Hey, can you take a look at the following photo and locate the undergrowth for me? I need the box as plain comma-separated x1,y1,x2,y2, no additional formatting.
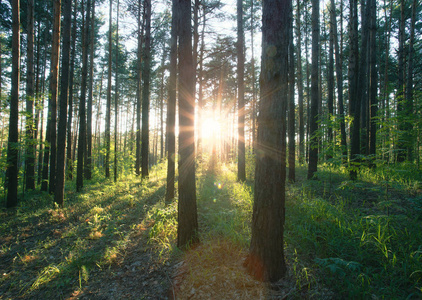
1,157,421,299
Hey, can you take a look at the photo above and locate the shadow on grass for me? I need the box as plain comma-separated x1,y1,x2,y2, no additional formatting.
0,173,169,299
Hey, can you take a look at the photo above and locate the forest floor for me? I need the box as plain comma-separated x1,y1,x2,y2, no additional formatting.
1,157,422,299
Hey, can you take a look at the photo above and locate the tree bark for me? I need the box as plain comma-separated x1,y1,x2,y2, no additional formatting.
55,0,72,206
114,0,120,182
105,0,112,178
177,0,199,249
368,0,377,161
85,0,95,180
135,2,144,176
141,0,151,178
349,0,360,180
6,0,20,208
166,0,177,204
307,0,319,179
25,0,35,190
288,3,295,182
296,0,304,164
76,0,91,192
244,0,290,283
237,0,246,182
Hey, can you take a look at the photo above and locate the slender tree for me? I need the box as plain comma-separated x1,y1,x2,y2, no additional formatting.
86,0,95,180
244,0,291,282
135,1,144,176
166,0,177,203
76,0,91,192
307,0,319,179
331,0,347,164
67,0,78,180
25,0,35,190
177,0,199,248
296,0,305,164
141,0,151,178
55,0,72,206
237,0,246,181
349,0,360,180
6,0,20,208
368,0,377,160
288,2,295,182
114,0,120,182
105,0,112,178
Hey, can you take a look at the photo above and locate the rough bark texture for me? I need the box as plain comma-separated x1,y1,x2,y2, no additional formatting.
135,3,143,176
327,0,334,161
307,0,319,179
114,0,120,182
237,0,246,182
6,0,20,208
368,0,377,159
244,0,290,283
141,0,151,178
177,0,199,249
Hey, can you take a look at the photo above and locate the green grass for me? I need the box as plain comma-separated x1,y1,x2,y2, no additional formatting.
1,157,421,298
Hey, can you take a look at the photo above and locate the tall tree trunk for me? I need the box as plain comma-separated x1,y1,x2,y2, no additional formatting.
6,0,20,208
327,0,334,161
76,0,91,192
349,0,360,180
307,0,319,179
159,48,166,160
396,0,406,162
288,3,295,182
197,5,206,157
67,0,78,180
368,0,377,161
38,43,47,186
237,0,246,182
404,0,417,161
135,2,144,176
85,0,95,180
296,0,304,164
244,0,290,283
166,0,177,204
114,0,119,182
141,0,151,178
42,0,61,193
331,0,347,165
359,0,369,156
250,0,256,152
55,0,72,206
25,0,35,190
177,0,199,249
105,0,112,178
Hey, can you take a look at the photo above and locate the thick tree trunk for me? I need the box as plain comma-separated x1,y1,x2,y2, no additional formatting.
244,0,290,283
25,0,35,190
307,0,319,179
55,0,72,206
141,0,151,178
237,0,246,182
135,3,144,176
6,0,20,208
177,0,199,249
